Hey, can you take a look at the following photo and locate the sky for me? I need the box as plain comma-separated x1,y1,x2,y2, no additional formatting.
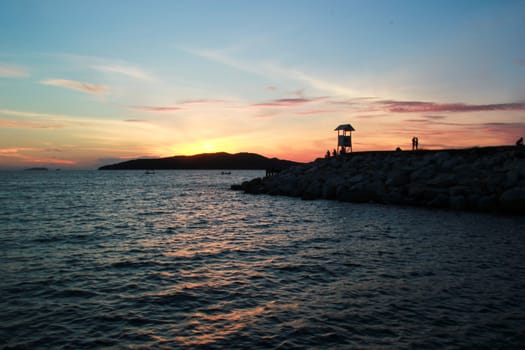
1,0,525,169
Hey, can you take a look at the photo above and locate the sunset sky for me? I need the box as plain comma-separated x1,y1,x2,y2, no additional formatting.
1,0,525,169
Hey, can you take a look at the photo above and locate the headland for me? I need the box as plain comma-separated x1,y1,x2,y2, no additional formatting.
232,146,525,214
98,152,301,170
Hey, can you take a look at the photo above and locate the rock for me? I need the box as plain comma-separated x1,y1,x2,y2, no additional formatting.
348,174,366,185
241,178,265,194
231,146,525,214
335,185,352,202
321,179,339,199
384,190,404,205
475,195,497,212
410,165,437,182
386,170,409,187
450,195,467,210
505,170,520,188
499,188,525,213
427,193,449,208
341,186,374,203
407,183,427,200
426,174,457,187
302,181,322,200
231,184,243,191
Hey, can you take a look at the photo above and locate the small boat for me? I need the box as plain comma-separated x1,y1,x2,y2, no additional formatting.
145,170,155,175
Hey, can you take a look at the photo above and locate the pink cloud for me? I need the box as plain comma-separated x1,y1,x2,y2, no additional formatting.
26,157,77,165
0,119,65,129
252,97,327,108
481,122,525,134
0,147,76,165
380,100,525,113
131,106,184,113
0,147,40,154
294,109,338,116
40,79,108,95
355,114,389,119
179,99,228,105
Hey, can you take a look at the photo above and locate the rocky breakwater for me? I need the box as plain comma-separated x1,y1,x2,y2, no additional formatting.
232,146,525,214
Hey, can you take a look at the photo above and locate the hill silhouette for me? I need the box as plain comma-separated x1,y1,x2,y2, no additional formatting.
98,152,301,170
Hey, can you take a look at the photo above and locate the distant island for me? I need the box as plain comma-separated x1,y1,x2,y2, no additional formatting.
98,152,301,170
24,167,49,171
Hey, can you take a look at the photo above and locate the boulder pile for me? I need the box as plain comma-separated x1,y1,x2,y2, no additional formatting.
232,146,525,214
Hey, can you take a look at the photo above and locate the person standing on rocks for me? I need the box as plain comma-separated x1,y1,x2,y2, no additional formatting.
517,137,524,146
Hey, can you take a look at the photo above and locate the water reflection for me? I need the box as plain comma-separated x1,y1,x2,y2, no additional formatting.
2,171,525,349
176,305,266,346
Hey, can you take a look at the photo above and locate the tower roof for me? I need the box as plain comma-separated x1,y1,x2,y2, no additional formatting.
334,124,355,131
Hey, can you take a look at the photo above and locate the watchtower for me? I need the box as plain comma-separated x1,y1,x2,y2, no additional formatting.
334,124,355,154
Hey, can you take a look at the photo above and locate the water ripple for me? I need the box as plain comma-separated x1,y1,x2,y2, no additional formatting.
1,170,525,349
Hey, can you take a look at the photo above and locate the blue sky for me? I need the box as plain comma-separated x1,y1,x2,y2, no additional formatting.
1,0,524,168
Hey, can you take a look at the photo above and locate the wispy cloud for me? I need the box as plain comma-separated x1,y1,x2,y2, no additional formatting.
45,52,154,80
0,64,29,78
0,109,70,119
401,118,525,135
40,79,108,95
423,115,448,120
252,97,327,108
380,100,525,113
355,113,389,119
294,109,338,116
182,46,357,97
124,119,148,123
130,105,184,113
181,47,258,76
0,119,65,129
179,99,229,105
264,63,357,97
0,147,76,165
0,147,40,154
92,64,154,81
0,109,126,128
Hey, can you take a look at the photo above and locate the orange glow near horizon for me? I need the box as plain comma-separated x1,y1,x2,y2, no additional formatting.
1,101,524,169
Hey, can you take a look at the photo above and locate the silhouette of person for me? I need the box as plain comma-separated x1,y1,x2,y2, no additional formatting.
325,150,331,158
412,136,419,150
517,137,524,146
332,149,337,157
415,137,419,150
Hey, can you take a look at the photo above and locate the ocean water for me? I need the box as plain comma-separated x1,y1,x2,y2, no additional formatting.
1,170,525,349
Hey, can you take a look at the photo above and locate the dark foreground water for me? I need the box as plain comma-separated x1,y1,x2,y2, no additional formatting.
1,170,524,349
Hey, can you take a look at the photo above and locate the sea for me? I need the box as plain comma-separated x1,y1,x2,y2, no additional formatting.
1,170,524,349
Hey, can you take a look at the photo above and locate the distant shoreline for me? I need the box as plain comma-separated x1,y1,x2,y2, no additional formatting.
24,167,49,171
98,152,301,170
233,146,525,214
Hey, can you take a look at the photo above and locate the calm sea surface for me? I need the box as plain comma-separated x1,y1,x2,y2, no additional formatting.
1,170,524,349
